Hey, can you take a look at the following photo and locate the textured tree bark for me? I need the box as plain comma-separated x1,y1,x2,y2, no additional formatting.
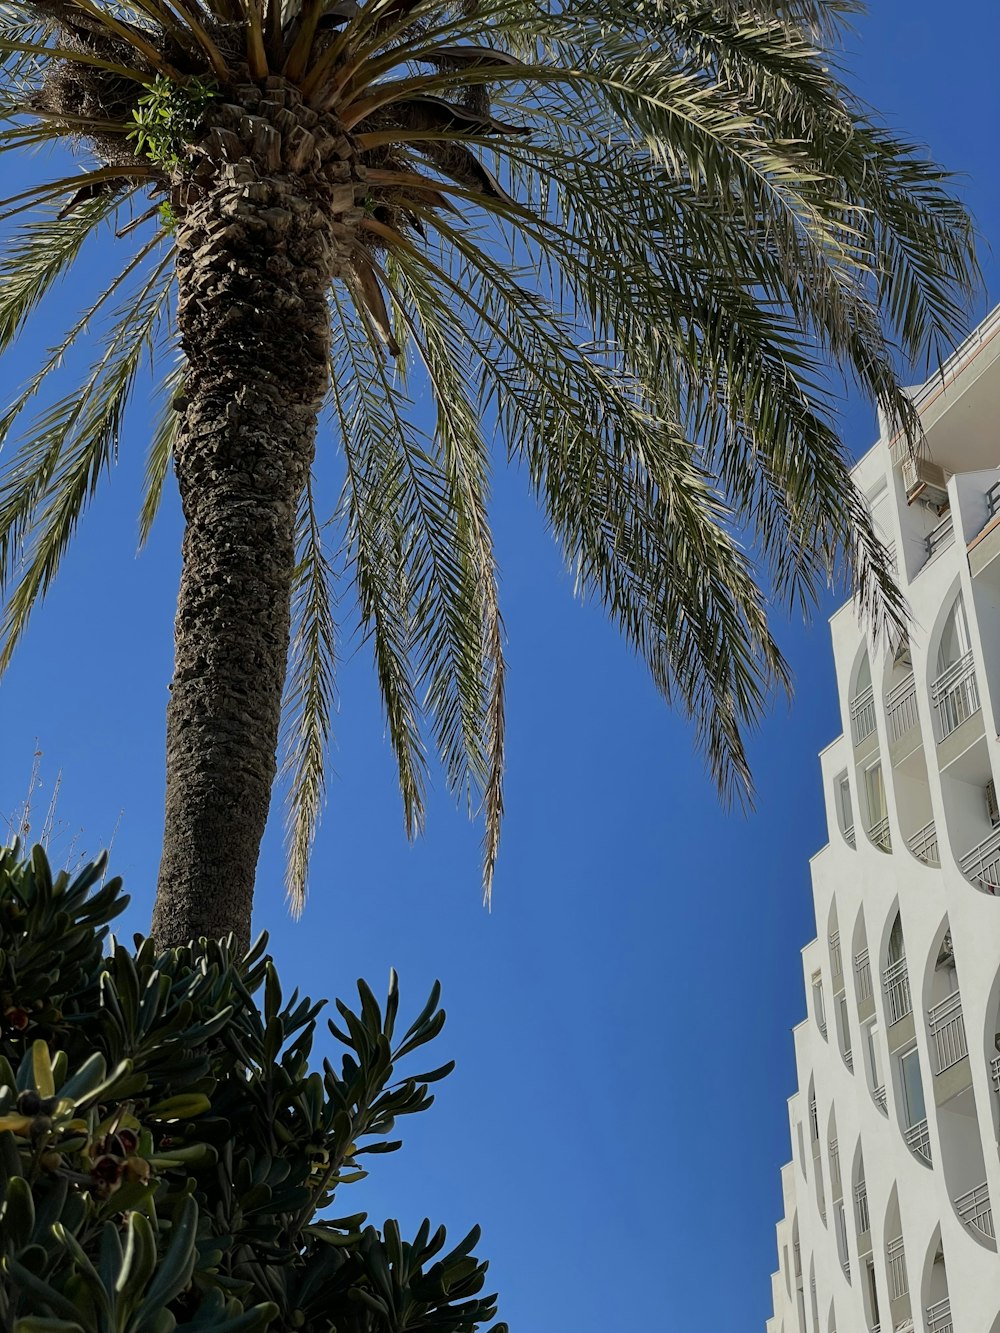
151,87,363,951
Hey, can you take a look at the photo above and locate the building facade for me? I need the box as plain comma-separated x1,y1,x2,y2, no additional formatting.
766,306,1000,1333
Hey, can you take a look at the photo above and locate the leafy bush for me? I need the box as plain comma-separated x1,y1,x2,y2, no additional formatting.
0,846,504,1333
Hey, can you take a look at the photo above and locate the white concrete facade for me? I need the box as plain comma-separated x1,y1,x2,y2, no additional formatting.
766,306,1000,1333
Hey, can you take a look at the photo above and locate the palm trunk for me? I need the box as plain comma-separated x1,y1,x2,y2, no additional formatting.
151,89,361,952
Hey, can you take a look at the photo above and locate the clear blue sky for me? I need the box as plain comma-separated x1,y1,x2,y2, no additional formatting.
0,6,998,1330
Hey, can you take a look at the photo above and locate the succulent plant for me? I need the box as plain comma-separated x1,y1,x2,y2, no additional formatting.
0,845,504,1333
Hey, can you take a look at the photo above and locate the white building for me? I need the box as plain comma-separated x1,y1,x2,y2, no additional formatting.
766,306,1000,1333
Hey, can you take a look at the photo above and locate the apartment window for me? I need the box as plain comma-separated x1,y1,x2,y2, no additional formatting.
899,1047,926,1126
835,1200,850,1276
865,1259,880,1329
863,1020,883,1091
837,774,855,845
838,993,853,1068
865,762,890,849
813,974,827,1036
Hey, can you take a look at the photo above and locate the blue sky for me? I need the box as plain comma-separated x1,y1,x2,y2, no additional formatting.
1,5,998,1330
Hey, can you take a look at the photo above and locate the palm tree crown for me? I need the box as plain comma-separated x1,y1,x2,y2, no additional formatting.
0,0,980,942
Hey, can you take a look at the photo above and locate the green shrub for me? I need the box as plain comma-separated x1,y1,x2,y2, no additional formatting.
0,845,504,1333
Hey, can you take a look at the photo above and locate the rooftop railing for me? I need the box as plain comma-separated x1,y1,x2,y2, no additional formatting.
851,684,877,744
883,956,912,1025
931,651,980,739
959,826,1000,893
928,991,968,1073
886,673,918,741
907,820,940,866
903,1117,932,1165
956,1181,994,1240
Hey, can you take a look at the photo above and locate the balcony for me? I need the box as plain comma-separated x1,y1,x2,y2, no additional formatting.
925,513,955,562
882,956,912,1025
926,1298,953,1333
830,930,843,979
906,820,940,866
886,1235,908,1299
886,674,919,741
959,826,1000,892
854,1180,870,1234
855,949,873,1002
928,991,968,1073
851,684,877,744
955,1181,994,1240
867,816,891,852
931,651,980,739
903,1117,932,1164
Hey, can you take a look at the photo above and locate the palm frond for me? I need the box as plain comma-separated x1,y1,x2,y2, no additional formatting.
329,289,429,838
0,249,173,669
282,477,338,916
137,353,182,547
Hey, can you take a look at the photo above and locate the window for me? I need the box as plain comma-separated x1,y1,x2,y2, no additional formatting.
813,974,827,1036
865,1259,880,1329
864,1020,883,1090
837,774,854,842
838,993,852,1067
899,1047,926,1127
865,763,889,848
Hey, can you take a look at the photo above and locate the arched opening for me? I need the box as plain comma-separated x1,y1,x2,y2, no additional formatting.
809,1258,819,1333
883,637,938,863
791,1215,806,1333
848,650,891,853
851,1141,871,1270
921,1228,951,1333
852,909,886,1113
883,1187,912,1331
829,902,853,1073
929,587,999,892
828,1109,849,1283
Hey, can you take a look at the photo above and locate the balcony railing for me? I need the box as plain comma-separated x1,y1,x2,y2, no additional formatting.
855,949,873,1001
830,930,843,978
903,1117,932,1164
992,1054,1000,1099
851,684,877,743
886,1235,908,1299
873,1084,887,1113
843,822,856,848
956,1181,994,1240
906,820,939,866
926,1298,953,1333
925,513,955,560
829,1137,840,1185
867,816,891,852
854,1180,870,1234
988,480,1000,521
928,991,968,1073
959,826,1000,893
886,673,919,741
931,651,980,739
883,956,912,1024
844,1047,854,1073
809,1096,819,1142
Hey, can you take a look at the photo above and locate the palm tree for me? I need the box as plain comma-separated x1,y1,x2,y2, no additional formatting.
0,0,979,951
